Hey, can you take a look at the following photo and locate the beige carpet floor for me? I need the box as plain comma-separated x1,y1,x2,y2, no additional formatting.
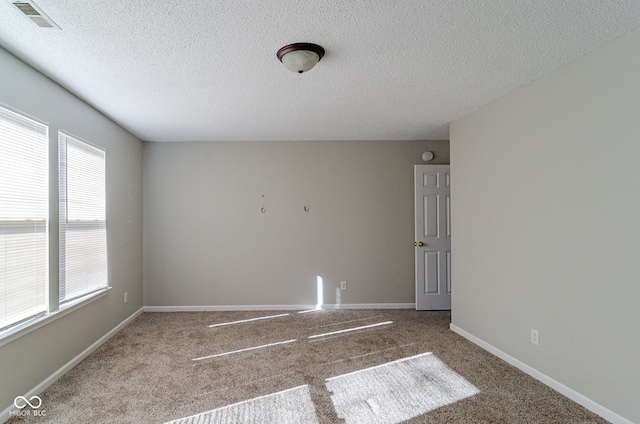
7,310,607,423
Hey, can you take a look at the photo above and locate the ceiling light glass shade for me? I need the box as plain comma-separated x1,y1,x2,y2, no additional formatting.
281,50,320,73
277,43,325,73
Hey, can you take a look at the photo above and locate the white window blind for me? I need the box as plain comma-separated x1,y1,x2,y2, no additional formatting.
59,133,107,303
0,106,48,330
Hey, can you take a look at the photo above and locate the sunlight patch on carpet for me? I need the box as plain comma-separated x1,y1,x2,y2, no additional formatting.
207,313,290,328
308,321,393,339
192,339,297,361
325,352,479,424
164,385,318,424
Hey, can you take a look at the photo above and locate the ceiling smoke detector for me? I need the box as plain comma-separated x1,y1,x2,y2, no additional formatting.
12,1,60,29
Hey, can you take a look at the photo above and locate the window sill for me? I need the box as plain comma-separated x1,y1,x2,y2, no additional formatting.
0,287,111,348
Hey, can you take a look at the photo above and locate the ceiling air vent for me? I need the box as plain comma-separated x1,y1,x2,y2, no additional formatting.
12,1,60,29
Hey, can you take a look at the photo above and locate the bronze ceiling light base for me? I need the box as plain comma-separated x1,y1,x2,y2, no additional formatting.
277,43,325,73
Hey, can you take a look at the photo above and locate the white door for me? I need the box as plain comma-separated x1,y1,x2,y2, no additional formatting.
415,165,451,310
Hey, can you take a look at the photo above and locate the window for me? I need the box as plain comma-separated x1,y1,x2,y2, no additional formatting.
0,106,48,330
59,132,107,303
0,106,109,339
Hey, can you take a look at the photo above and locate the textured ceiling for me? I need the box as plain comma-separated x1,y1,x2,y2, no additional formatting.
1,1,639,142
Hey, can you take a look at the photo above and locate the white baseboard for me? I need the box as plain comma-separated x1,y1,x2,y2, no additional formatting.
1,307,144,424
323,303,415,310
450,324,633,424
144,303,415,312
144,305,316,312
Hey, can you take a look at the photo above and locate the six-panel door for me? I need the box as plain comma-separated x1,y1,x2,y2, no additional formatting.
415,165,451,310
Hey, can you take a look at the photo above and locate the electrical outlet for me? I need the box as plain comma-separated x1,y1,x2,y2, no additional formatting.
531,329,539,346
340,281,347,290
124,292,128,304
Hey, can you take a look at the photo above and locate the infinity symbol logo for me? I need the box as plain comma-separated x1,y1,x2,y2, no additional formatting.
14,395,42,409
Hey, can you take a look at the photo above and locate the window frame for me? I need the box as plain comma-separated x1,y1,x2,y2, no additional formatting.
0,104,111,345
0,104,49,332
58,132,109,304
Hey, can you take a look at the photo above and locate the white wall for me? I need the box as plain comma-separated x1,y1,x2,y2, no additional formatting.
0,48,143,412
143,140,449,308
450,28,640,422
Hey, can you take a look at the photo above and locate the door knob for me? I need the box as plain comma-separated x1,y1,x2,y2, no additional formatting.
415,242,424,247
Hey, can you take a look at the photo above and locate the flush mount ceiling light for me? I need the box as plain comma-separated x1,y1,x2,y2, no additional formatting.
277,43,325,74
